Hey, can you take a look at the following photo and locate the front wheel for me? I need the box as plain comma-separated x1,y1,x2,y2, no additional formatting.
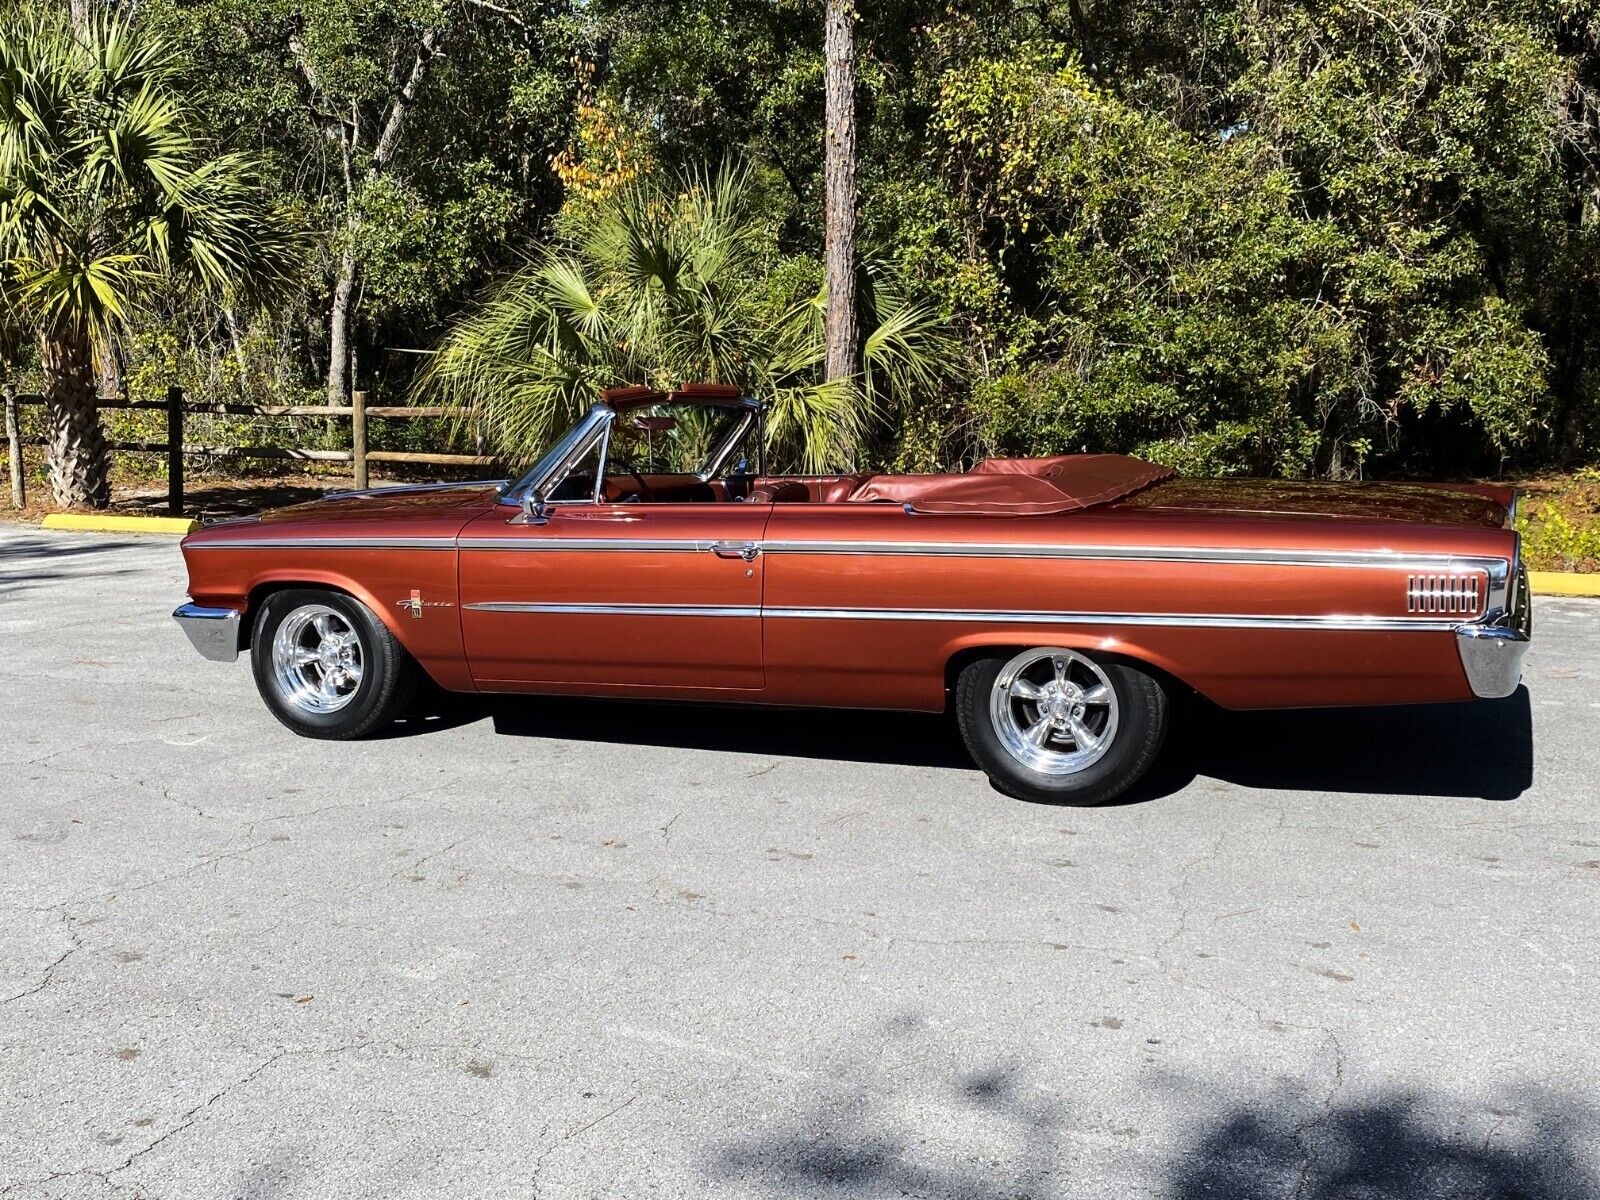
955,647,1168,806
251,589,416,739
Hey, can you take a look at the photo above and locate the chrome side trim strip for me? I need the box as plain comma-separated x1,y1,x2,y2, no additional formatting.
191,533,1504,575
464,602,759,618
461,600,1457,632
763,539,1500,572
459,534,1506,574
458,537,712,552
322,479,506,501
186,536,458,550
762,607,1460,632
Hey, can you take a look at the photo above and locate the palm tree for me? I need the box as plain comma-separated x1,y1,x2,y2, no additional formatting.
823,0,859,388
0,5,295,508
419,163,954,473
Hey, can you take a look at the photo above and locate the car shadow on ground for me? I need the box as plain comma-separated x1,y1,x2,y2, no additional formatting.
1128,686,1535,804
389,684,1534,804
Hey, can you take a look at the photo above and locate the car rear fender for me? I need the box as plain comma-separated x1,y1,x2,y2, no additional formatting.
941,630,1196,704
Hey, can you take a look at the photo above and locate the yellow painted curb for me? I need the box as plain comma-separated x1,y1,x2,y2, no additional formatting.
41,513,199,535
1529,571,1600,598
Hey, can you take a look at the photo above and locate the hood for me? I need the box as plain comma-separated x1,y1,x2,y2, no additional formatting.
235,482,506,526
183,482,507,550
1117,477,1511,530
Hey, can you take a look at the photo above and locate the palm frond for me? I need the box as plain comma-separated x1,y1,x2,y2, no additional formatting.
416,161,961,471
0,2,299,347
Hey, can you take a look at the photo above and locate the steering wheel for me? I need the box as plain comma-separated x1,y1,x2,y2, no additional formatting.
623,468,654,502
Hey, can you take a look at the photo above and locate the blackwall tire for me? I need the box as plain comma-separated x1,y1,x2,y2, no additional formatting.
250,588,416,740
956,647,1168,806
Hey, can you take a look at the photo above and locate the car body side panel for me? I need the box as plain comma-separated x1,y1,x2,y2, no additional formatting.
760,617,1471,711
176,476,1518,713
456,504,769,690
178,494,487,691
758,505,1501,711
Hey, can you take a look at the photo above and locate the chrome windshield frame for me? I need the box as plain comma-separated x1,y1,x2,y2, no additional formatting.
497,403,612,509
497,397,759,508
697,405,759,482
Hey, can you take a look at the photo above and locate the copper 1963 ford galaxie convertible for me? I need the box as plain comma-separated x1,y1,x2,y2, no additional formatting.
174,383,1532,805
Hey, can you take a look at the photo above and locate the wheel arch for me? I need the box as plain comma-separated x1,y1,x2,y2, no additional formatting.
941,632,1198,711
241,574,401,650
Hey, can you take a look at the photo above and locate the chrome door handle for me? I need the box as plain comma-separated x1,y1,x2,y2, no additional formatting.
711,540,760,562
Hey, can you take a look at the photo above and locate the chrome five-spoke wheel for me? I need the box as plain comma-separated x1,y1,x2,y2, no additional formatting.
956,645,1168,806
989,647,1119,774
269,603,365,713
252,589,416,739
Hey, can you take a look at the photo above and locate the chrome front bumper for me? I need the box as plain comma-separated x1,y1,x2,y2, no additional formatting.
1454,562,1531,699
173,602,241,662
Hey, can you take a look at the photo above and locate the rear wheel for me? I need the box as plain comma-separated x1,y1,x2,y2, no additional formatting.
250,589,415,739
956,647,1168,805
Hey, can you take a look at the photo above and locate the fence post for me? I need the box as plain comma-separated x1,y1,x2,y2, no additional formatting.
352,389,369,491
4,384,23,509
166,384,184,516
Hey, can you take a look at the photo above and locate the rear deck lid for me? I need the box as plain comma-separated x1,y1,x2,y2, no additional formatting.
1116,477,1511,530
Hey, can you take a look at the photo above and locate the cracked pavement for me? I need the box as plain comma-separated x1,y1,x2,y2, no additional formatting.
1,526,1598,1199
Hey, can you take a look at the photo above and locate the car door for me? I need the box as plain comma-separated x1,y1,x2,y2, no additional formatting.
457,501,769,692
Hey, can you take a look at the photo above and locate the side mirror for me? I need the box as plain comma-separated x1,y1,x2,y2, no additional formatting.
519,490,553,526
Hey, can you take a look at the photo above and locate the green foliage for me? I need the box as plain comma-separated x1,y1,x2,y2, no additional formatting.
1517,469,1600,570
905,22,1586,476
355,164,521,327
8,0,1600,490
929,50,1337,474
135,0,584,396
419,163,957,472
0,5,297,349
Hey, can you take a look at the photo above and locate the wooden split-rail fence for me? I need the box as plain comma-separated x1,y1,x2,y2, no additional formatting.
2,385,494,514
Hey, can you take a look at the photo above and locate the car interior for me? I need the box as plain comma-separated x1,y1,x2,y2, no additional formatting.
537,395,1168,514
541,401,878,505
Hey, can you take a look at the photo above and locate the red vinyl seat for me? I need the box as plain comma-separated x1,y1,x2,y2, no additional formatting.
745,480,813,504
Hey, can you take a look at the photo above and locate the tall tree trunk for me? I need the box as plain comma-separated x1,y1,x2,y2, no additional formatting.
223,306,250,388
68,0,89,35
97,340,122,401
42,336,110,510
307,28,441,408
823,0,859,386
326,249,359,406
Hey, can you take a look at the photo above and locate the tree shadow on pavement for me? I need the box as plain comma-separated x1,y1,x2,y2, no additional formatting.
1169,1087,1595,1200
713,1064,1597,1199
0,533,143,561
0,533,145,597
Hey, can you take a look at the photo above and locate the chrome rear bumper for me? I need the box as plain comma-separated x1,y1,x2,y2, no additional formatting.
173,602,241,662
1455,561,1531,699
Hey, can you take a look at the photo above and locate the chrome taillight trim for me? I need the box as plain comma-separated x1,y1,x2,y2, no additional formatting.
1406,572,1484,615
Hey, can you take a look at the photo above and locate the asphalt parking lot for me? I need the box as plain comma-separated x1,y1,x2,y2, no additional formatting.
2,525,1597,1199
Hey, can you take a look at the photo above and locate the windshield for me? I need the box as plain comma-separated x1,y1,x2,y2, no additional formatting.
502,400,754,501
608,403,748,475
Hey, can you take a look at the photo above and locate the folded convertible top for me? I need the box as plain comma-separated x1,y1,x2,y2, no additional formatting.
848,454,1176,515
